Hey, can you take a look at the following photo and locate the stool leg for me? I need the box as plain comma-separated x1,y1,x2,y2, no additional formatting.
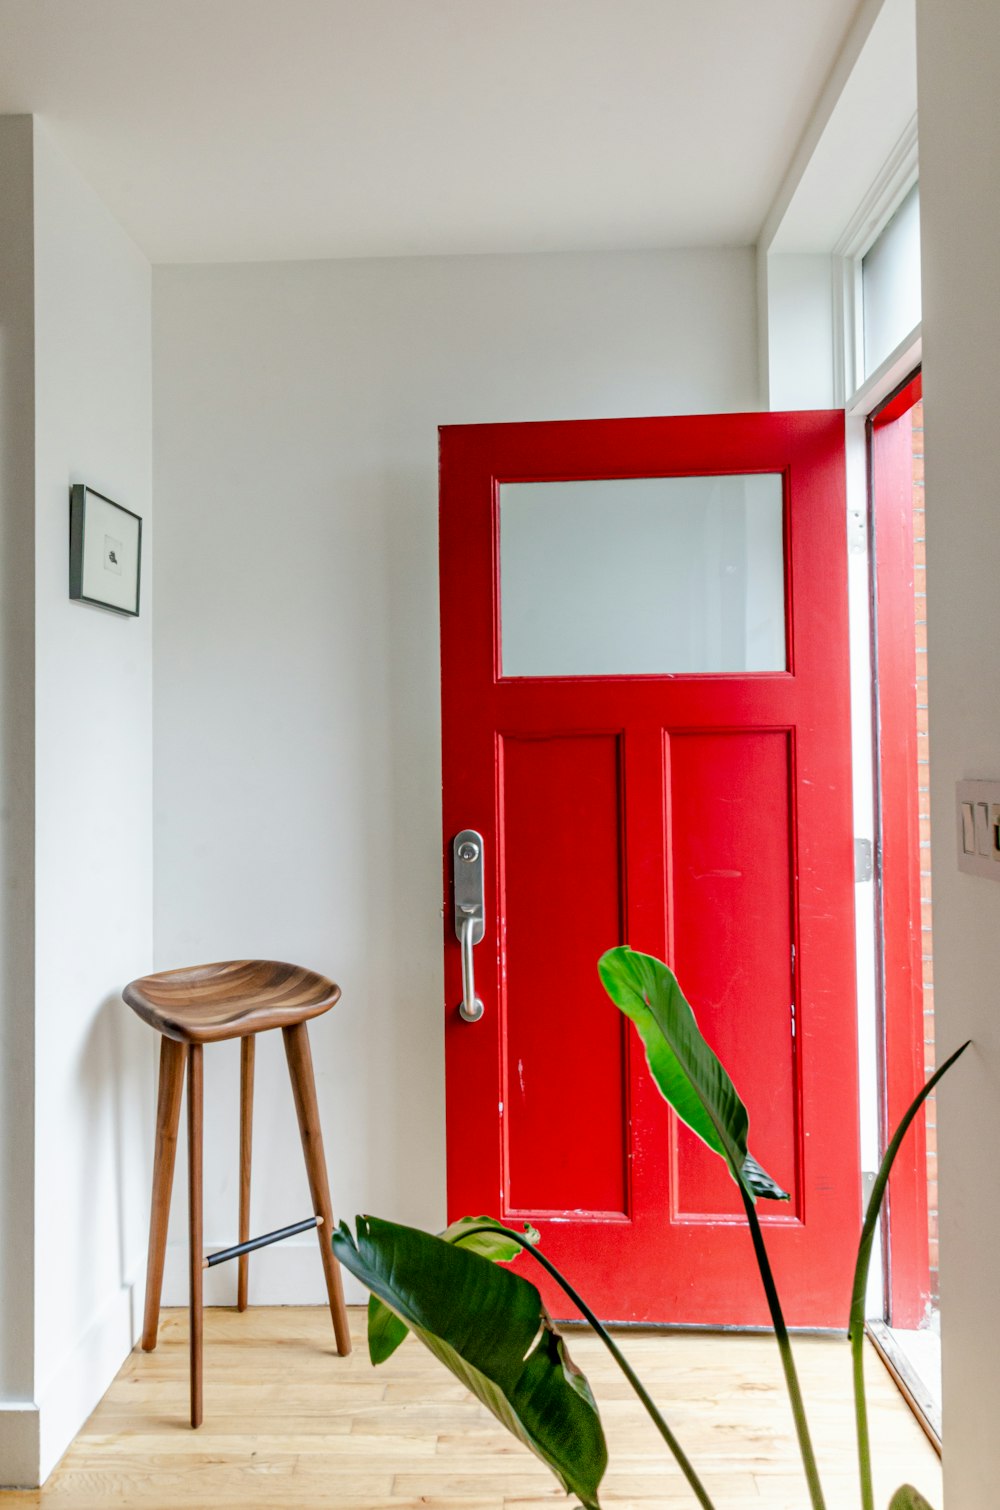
281,1022,352,1356
237,1036,255,1312
187,1043,204,1428
141,1037,188,1351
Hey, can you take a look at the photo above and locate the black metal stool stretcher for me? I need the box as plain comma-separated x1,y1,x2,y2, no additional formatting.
123,959,352,1427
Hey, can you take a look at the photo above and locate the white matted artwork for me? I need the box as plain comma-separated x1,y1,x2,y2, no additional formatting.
69,484,142,615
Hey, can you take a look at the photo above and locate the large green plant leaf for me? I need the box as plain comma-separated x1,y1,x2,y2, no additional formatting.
887,1487,935,1510
367,1214,540,1364
334,1215,608,1509
598,947,787,1202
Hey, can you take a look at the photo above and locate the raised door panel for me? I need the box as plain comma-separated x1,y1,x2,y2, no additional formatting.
500,734,629,1218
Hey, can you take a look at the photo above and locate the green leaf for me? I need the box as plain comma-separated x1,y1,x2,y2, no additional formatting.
367,1293,409,1365
741,1152,790,1202
367,1215,540,1363
887,1487,935,1510
439,1213,541,1260
335,1215,608,1509
598,947,787,1202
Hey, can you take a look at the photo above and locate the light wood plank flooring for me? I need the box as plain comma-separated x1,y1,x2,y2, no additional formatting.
0,1308,940,1508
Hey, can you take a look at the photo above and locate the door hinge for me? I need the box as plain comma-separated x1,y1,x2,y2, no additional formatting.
861,1170,877,1210
854,837,873,883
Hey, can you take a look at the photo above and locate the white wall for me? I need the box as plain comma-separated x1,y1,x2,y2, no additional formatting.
916,2,1000,1501
31,121,154,1481
0,114,38,1487
152,249,758,1304
763,255,837,410
0,118,154,1488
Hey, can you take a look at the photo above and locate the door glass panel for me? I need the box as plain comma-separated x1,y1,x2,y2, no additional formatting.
499,474,786,676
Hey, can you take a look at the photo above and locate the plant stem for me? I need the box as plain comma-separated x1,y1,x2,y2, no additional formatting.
737,1186,827,1510
847,1040,970,1510
852,1322,874,1510
458,1226,718,1510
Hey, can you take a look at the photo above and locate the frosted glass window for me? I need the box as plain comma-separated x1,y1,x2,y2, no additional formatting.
863,184,922,377
499,474,786,677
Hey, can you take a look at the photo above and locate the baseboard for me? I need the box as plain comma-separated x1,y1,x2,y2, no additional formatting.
0,1402,40,1489
161,1238,368,1308
18,1245,370,1487
35,1276,143,1484
6,1239,360,1490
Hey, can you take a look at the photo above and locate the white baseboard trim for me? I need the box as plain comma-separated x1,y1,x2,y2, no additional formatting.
0,1402,40,1489
5,1236,370,1489
35,1276,143,1485
161,1238,367,1308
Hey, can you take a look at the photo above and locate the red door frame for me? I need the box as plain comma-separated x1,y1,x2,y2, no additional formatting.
870,370,930,1328
439,412,861,1327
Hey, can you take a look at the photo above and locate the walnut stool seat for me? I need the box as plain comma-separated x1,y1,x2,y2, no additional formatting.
124,959,342,1043
123,959,352,1427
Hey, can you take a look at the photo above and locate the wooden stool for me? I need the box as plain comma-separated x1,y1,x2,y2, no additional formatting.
123,959,352,1427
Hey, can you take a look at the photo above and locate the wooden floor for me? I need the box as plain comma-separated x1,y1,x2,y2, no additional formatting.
1,1308,940,1509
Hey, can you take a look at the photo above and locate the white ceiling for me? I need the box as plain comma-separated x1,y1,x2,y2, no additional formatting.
0,0,864,265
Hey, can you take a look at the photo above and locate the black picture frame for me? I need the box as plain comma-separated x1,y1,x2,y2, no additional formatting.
69,484,142,617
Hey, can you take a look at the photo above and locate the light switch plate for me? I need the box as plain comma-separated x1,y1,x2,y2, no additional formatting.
956,780,1000,877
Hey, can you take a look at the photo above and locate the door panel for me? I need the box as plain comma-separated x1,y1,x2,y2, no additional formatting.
501,733,628,1217
669,731,798,1221
440,412,859,1327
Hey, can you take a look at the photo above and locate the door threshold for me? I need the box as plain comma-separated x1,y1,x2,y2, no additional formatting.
556,1320,848,1338
866,1320,941,1453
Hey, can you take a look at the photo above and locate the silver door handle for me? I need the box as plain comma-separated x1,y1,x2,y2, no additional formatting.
454,829,485,1022
457,910,483,1022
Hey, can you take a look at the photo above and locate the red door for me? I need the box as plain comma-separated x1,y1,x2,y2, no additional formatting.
870,374,932,1328
439,412,860,1327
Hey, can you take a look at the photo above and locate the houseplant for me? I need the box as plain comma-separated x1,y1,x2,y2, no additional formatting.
333,946,966,1510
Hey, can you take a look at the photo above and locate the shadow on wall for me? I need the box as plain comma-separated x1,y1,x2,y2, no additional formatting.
371,462,447,1222
0,114,37,1411
74,995,153,1324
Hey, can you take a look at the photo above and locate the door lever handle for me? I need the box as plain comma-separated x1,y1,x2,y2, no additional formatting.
458,911,484,1023
453,830,485,1022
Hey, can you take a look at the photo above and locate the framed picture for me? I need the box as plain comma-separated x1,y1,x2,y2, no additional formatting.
69,484,142,616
